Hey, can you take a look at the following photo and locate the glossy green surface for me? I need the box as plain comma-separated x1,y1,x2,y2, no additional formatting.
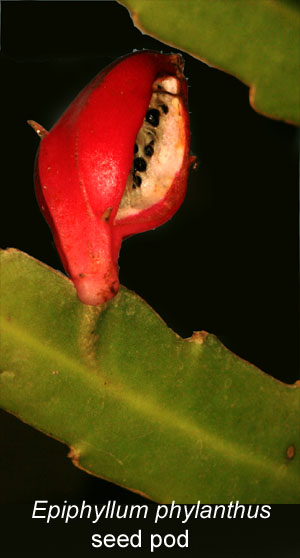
119,0,300,124
1,250,299,503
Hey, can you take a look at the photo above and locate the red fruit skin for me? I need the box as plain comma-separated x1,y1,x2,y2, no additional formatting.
34,50,191,305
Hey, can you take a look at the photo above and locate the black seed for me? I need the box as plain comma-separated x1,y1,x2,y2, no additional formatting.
133,174,142,187
134,143,138,154
144,144,154,157
146,108,160,127
134,157,147,172
160,104,169,114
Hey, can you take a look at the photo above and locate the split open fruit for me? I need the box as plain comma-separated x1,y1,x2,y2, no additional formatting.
29,50,193,305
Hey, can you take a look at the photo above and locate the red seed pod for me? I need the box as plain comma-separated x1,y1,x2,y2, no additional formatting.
29,50,193,305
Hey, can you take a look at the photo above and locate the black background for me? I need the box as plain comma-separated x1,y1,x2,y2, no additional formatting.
1,1,299,556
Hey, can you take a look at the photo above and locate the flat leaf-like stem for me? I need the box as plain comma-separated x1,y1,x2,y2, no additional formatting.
0,249,299,503
119,0,300,125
